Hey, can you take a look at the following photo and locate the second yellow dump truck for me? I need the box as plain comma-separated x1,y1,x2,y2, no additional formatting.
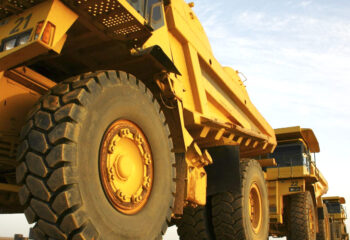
324,196,349,240
0,0,277,239
266,127,329,240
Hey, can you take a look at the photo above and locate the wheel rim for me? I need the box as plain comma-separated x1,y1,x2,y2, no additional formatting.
99,119,153,215
249,182,263,233
309,208,315,235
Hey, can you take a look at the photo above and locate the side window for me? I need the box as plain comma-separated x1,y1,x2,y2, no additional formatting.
126,0,145,16
126,0,165,30
147,0,164,30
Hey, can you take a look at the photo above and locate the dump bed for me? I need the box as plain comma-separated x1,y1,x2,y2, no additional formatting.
0,0,276,157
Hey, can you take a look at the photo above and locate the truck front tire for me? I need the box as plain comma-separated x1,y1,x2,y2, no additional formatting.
211,159,269,240
16,71,175,240
317,204,331,240
287,191,316,240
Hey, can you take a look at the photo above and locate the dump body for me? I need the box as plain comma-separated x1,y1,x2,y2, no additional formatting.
324,197,349,240
266,126,328,237
0,0,276,219
0,0,276,153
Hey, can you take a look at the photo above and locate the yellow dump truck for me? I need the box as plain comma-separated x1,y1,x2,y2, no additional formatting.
0,0,277,239
266,127,329,240
324,197,349,240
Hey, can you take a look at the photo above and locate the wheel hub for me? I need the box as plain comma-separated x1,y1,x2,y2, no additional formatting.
249,182,263,233
100,120,153,215
309,208,315,234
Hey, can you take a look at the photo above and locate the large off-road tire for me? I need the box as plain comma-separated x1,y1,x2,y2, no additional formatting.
16,71,176,240
286,191,316,240
342,223,349,240
317,204,331,240
177,202,215,240
211,159,269,240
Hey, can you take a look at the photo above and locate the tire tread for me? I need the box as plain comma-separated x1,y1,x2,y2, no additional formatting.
17,71,176,240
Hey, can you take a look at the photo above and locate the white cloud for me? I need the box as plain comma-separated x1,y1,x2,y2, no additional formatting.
300,0,312,7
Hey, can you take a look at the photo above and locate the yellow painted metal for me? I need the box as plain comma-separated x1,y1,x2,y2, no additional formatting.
267,178,306,223
309,206,316,235
324,196,348,221
249,182,263,233
162,0,276,156
0,67,55,175
324,196,349,240
99,120,153,215
275,126,320,153
0,0,277,154
0,183,20,192
324,196,346,205
0,0,78,71
0,0,278,207
267,127,328,229
0,67,55,134
257,158,277,168
184,143,212,205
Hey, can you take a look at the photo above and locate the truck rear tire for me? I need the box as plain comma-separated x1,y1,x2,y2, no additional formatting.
317,204,331,240
211,159,269,240
177,203,215,240
286,191,316,240
16,71,175,240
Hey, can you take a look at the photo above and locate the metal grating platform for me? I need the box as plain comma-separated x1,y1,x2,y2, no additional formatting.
73,0,151,43
0,0,151,45
0,0,45,20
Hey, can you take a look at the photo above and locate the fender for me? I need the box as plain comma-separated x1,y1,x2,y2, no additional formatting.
132,45,181,75
205,145,241,196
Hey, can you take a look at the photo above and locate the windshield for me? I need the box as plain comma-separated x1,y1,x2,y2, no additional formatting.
326,202,341,214
270,143,304,167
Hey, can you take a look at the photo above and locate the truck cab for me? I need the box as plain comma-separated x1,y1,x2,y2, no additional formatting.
267,126,320,179
266,126,329,239
323,196,349,240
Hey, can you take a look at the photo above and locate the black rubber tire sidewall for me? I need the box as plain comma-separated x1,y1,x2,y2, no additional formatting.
287,191,316,240
75,79,173,239
177,202,215,240
317,204,331,240
211,160,269,240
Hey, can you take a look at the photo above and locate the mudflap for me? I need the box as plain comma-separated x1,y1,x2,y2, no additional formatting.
205,145,241,196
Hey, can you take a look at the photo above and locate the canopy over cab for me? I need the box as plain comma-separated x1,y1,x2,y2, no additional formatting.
275,126,320,153
324,196,346,204
266,126,328,204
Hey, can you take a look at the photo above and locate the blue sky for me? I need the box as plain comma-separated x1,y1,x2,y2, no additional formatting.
1,0,350,239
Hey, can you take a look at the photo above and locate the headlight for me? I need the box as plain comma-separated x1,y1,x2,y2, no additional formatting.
1,30,32,52
18,33,31,46
3,38,16,51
